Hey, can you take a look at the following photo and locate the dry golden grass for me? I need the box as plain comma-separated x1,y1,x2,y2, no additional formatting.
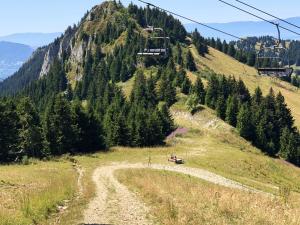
171,100,300,193
0,160,77,225
191,45,300,128
116,169,300,225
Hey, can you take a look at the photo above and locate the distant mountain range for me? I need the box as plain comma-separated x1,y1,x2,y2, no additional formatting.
0,33,61,79
0,41,34,80
0,32,61,48
185,17,300,41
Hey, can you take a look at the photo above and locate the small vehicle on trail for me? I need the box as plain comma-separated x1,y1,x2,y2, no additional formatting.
168,154,185,164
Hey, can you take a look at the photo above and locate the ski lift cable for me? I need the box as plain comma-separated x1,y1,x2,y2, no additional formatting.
235,0,300,30
216,0,300,37
137,0,244,41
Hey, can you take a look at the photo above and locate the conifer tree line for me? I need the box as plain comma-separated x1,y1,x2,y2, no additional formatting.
188,74,300,166
0,68,176,163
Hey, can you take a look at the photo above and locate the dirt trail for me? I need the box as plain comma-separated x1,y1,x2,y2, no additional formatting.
82,163,268,225
83,164,153,225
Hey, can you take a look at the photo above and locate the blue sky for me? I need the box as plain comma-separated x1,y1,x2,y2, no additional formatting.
0,0,300,36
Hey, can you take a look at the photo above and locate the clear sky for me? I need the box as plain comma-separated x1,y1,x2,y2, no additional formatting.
1,0,300,36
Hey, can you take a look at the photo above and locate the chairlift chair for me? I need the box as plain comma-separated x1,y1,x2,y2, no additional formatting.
137,4,170,59
256,24,293,78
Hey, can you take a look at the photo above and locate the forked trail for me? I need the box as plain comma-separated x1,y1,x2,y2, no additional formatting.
82,163,266,225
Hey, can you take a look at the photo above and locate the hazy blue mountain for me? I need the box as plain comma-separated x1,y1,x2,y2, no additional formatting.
0,32,61,48
185,17,300,41
0,41,34,79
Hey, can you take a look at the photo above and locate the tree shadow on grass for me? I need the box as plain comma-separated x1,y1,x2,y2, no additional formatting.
191,105,205,115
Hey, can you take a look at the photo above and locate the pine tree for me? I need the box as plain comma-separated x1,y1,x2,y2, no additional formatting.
252,87,263,106
120,64,129,82
237,103,254,140
216,96,226,120
72,101,105,152
176,42,183,66
279,127,291,159
225,95,239,127
146,75,158,108
236,79,251,103
186,93,199,114
128,105,148,147
103,93,128,147
210,38,216,48
17,98,44,158
158,73,176,107
181,77,192,95
159,103,175,136
222,40,228,53
275,92,294,131
185,50,197,72
254,109,269,152
287,133,300,165
247,52,256,66
216,38,223,51
175,68,186,87
146,109,164,146
205,74,219,109
66,83,73,101
109,58,121,82
103,104,128,147
130,71,147,107
0,100,20,162
43,95,78,155
279,130,300,165
193,77,205,104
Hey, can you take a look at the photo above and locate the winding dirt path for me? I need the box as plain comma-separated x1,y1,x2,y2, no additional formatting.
82,163,266,225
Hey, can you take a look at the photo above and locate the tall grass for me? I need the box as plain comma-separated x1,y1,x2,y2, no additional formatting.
116,169,300,225
0,161,77,225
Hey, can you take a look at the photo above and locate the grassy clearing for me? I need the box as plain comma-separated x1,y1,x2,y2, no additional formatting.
0,160,77,225
191,45,300,128
171,100,300,193
116,169,300,225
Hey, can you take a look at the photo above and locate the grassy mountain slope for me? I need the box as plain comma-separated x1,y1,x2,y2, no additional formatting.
1,2,300,224
191,45,300,128
2,96,300,224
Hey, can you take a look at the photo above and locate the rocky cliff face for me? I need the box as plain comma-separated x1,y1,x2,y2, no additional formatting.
39,1,122,80
39,26,77,77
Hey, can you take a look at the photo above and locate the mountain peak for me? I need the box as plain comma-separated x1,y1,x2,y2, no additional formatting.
87,1,122,21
